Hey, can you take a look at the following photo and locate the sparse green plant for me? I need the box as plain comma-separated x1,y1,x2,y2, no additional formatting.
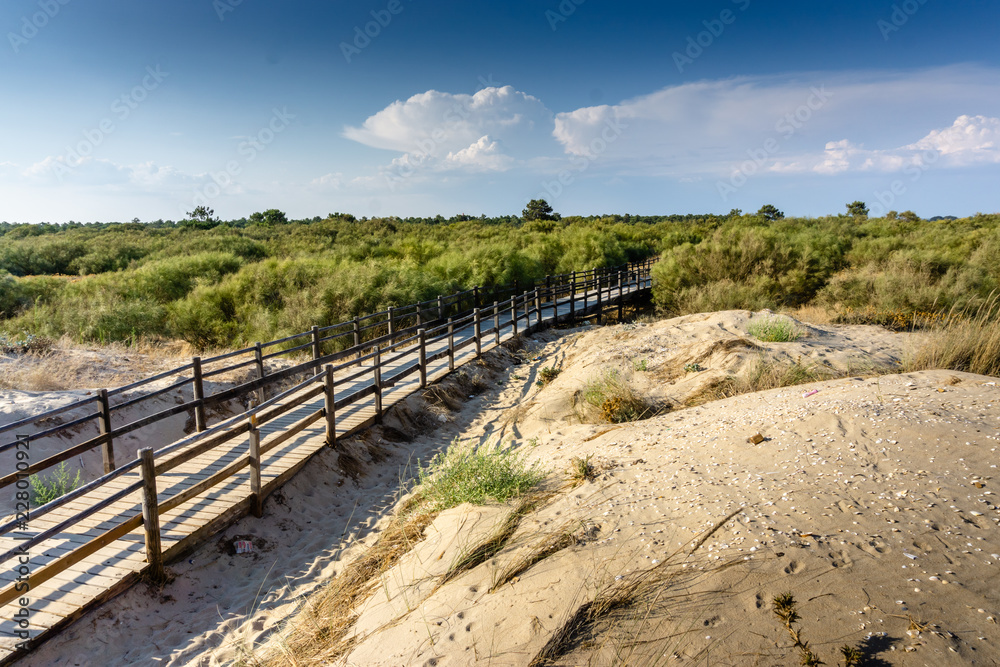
840,645,863,667
582,369,657,424
29,461,82,505
417,439,546,512
683,362,703,373
632,358,648,372
747,315,802,342
536,366,561,387
568,454,596,486
771,592,863,667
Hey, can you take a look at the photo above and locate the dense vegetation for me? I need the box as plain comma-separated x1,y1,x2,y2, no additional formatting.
651,211,1000,326
0,213,664,348
2,209,998,350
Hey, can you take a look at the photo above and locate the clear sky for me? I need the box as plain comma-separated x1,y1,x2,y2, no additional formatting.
1,0,998,222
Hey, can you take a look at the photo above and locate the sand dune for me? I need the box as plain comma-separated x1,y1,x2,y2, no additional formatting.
17,312,1000,666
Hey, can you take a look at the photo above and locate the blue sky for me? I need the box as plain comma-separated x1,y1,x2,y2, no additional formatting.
1,0,998,222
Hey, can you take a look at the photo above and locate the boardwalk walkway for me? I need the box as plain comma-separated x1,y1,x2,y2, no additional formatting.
0,267,652,663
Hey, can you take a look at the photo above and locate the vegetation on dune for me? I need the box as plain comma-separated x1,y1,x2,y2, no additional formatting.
3,208,999,354
0,212,662,348
651,211,1000,323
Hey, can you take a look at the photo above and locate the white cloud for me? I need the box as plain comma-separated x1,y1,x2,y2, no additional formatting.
774,115,1000,175
309,172,344,191
550,67,1000,178
343,86,555,178
444,136,513,171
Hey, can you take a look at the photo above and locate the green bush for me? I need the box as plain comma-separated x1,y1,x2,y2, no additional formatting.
746,315,802,342
30,461,82,505
417,440,546,512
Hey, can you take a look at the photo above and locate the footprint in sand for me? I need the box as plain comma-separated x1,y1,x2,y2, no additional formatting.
784,560,804,574
829,550,854,569
859,538,891,556
755,593,765,609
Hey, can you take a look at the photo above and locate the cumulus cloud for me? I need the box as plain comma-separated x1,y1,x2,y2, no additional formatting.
775,115,1000,175
444,136,513,171
343,86,556,175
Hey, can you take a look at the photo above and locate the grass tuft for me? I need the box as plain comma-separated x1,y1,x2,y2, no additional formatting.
536,366,561,387
582,369,658,423
568,454,597,487
904,296,1000,377
747,315,802,342
417,439,546,513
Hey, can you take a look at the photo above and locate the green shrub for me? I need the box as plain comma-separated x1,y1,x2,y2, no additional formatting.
582,369,656,423
746,315,802,342
30,461,82,505
417,440,546,512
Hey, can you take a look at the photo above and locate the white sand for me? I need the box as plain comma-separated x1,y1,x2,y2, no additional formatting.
16,312,1000,665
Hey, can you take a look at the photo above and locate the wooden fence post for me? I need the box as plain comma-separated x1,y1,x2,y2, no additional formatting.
353,317,361,359
474,286,480,309
473,308,482,357
570,272,577,322
618,269,625,321
139,448,165,584
416,306,422,327
254,343,265,379
387,306,395,337
437,296,444,321
324,365,336,447
447,317,455,370
192,357,206,432
418,329,427,389
534,288,542,328
373,346,383,423
596,276,603,324
493,301,500,347
311,326,321,361
97,389,115,474
248,416,263,518
510,296,518,336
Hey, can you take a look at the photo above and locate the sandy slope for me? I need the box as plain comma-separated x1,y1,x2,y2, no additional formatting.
17,312,1000,666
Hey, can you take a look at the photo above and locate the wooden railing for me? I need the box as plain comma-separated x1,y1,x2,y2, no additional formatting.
0,257,655,599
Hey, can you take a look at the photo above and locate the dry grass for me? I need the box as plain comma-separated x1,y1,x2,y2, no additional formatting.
489,521,579,593
528,510,745,667
567,454,597,487
580,369,660,424
0,350,107,391
904,298,1000,377
441,492,553,585
256,508,435,666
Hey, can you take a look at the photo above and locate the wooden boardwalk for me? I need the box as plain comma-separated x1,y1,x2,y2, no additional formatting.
0,270,651,663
